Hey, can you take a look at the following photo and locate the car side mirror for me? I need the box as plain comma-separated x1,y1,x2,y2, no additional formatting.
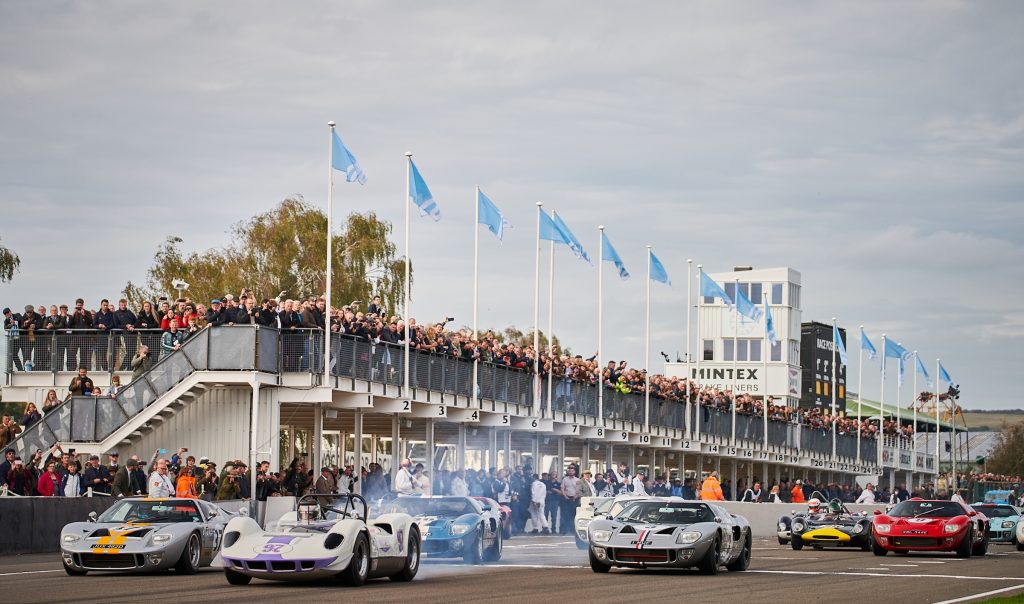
239,507,250,517
714,517,722,523
967,510,977,517
88,511,98,523
481,504,492,512
208,510,218,518
588,501,596,508
873,510,881,515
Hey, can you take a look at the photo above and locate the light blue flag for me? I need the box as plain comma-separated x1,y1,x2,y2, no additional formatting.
601,231,630,280
765,300,777,346
331,131,367,185
552,212,591,264
939,362,956,386
649,250,670,285
408,159,440,221
735,288,762,322
833,323,848,366
915,355,934,389
699,272,733,308
884,338,911,361
478,190,510,240
540,210,571,245
898,356,906,386
860,328,877,360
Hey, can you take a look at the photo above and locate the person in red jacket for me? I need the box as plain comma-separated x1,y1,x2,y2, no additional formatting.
36,460,62,496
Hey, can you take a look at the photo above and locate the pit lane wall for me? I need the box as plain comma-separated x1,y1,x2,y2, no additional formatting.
715,501,882,537
0,498,251,554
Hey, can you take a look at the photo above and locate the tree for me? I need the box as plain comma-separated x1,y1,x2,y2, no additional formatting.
986,420,1024,478
0,237,20,283
124,196,407,312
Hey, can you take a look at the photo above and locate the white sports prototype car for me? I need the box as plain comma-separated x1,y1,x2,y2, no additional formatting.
218,494,420,586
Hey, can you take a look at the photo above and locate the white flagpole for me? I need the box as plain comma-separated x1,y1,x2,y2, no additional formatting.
831,318,838,459
325,122,335,384
547,238,555,418
533,202,543,416
935,358,941,485
403,152,412,398
913,350,918,483
857,326,864,464
686,259,692,436
762,292,768,452
897,343,903,461
597,226,605,423
644,246,652,432
879,334,887,475
694,266,703,442
472,186,480,410
731,278,738,443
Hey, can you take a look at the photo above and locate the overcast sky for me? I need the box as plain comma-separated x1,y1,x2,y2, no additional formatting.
1,2,1022,408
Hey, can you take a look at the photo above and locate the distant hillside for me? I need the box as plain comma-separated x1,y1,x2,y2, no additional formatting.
960,409,1024,431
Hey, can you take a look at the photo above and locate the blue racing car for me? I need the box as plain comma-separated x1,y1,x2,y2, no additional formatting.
971,503,1021,544
386,496,503,564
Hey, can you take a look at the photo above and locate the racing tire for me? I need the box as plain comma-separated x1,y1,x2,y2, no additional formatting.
63,561,87,576
389,526,420,582
697,536,721,576
1016,540,1024,552
588,548,611,573
859,537,872,552
972,529,988,557
791,536,803,551
175,533,201,574
483,527,503,563
777,536,788,545
726,533,751,572
871,533,888,556
339,532,371,587
463,527,485,565
576,536,589,550
955,527,973,559
224,569,252,585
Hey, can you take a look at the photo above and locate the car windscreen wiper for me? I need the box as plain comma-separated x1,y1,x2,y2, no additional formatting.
912,508,951,518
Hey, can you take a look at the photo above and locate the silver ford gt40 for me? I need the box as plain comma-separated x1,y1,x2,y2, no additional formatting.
587,498,752,575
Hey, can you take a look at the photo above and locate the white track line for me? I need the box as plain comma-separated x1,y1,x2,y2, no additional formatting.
932,583,1024,604
0,570,62,577
747,569,1024,581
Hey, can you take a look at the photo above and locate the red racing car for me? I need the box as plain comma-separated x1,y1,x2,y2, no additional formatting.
871,498,989,558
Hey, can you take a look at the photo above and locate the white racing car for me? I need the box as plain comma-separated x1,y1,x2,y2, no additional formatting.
218,493,420,586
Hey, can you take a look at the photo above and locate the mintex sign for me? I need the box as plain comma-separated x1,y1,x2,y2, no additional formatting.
664,363,801,398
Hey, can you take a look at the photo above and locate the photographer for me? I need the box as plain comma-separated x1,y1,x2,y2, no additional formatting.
199,463,220,501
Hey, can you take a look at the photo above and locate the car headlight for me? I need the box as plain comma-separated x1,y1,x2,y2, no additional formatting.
874,524,891,533
577,518,592,529
153,533,172,543
778,523,787,531
676,531,701,544
792,522,805,532
1002,521,1015,529
451,524,472,535
591,530,612,543
853,524,864,533
944,524,962,534
62,534,81,545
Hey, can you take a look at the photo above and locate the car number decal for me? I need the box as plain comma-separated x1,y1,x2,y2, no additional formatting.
631,530,653,549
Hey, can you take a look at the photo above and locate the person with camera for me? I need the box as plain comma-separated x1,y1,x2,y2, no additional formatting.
0,415,23,449
199,463,220,501
83,454,112,494
254,461,278,501
216,469,242,501
235,295,259,325
131,345,152,380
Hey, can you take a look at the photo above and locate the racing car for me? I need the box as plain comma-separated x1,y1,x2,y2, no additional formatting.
587,497,751,575
60,497,233,575
970,502,1021,544
1017,516,1024,551
871,498,989,557
219,493,420,586
387,496,503,563
786,494,872,551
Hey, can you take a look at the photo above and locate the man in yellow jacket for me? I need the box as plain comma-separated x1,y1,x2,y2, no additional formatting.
700,470,725,501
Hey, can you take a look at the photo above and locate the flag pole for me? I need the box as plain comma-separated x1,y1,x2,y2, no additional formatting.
547,237,555,418
472,186,480,410
912,349,918,486
879,334,887,478
686,259,692,436
831,318,838,459
694,266,703,442
403,152,412,399
935,358,941,486
857,326,864,465
762,292,768,452
897,343,903,463
533,202,543,417
597,226,605,423
325,121,335,384
731,278,738,443
644,245,652,433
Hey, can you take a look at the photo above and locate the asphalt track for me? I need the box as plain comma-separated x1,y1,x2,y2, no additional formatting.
3,537,1024,604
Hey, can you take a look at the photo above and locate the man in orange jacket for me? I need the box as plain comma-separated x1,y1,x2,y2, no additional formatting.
700,471,725,501
791,479,806,503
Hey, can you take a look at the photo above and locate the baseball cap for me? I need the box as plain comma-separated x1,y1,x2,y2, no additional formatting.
89,454,100,461
211,299,222,305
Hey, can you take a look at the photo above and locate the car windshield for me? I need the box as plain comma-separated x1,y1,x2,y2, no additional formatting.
888,501,965,518
594,499,616,514
99,500,201,523
972,505,1017,518
388,497,479,518
615,501,715,524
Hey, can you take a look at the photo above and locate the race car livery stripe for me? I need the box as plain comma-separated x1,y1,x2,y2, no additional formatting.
635,530,649,549
92,529,131,554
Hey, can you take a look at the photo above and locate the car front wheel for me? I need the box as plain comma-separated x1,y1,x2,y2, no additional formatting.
697,536,720,575
339,533,370,586
224,569,252,585
955,527,973,559
390,527,420,582
589,548,611,573
63,561,87,576
726,533,751,572
175,533,201,574
871,532,888,556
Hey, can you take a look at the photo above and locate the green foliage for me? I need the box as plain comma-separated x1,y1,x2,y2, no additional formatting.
123,197,406,311
0,237,20,283
986,420,1024,478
